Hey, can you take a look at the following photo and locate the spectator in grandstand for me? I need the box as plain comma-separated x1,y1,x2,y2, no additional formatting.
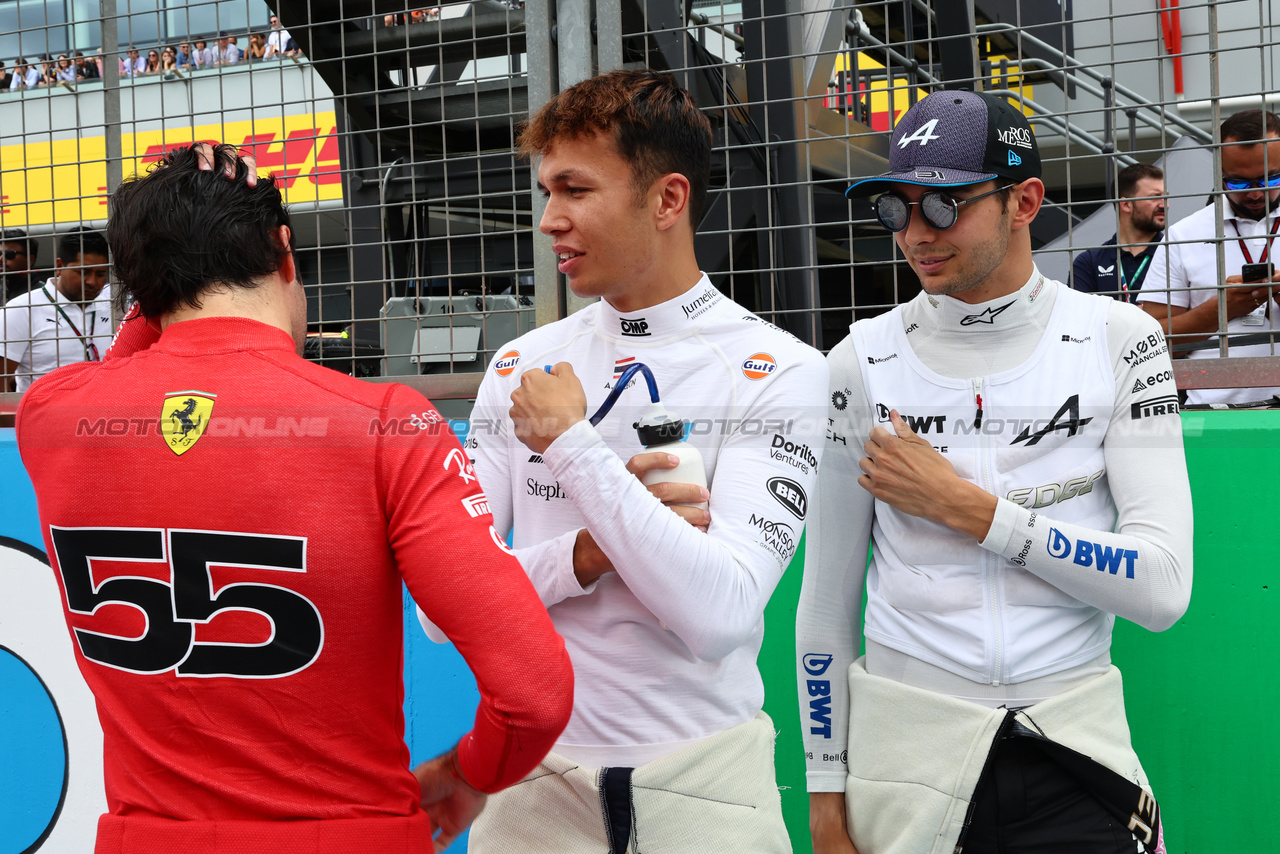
8,59,40,90
0,60,11,91
160,46,178,75
1072,163,1166,301
265,14,298,58
1138,109,1280,405
436,69,825,853
804,89,1191,854
176,42,192,67
50,54,75,84
1,228,112,393
248,32,267,60
216,32,242,65
192,39,214,69
74,51,100,80
16,143,573,852
2,228,38,301
121,47,145,77
37,55,55,86
143,49,162,75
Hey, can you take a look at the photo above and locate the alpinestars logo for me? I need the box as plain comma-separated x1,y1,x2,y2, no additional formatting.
960,301,1014,326
1011,394,1093,446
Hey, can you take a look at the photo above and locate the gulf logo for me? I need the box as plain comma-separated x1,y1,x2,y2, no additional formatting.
494,350,521,377
742,352,777,380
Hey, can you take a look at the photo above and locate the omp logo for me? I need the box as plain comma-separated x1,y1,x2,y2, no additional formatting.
1131,395,1180,420
998,126,1034,149
803,652,835,737
619,317,650,337
461,493,491,518
1047,527,1071,559
1046,528,1137,577
742,352,777,380
494,350,521,376
803,653,834,676
767,477,808,519
960,301,1014,326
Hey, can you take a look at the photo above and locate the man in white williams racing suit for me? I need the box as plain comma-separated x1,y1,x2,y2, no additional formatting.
798,90,1192,854
449,70,828,852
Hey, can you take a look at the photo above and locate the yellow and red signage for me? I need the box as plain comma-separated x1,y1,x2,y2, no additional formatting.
0,112,342,228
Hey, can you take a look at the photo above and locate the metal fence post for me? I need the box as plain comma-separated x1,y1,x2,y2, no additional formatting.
102,0,123,329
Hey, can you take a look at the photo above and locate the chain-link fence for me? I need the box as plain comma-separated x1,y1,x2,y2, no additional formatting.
2,0,1279,413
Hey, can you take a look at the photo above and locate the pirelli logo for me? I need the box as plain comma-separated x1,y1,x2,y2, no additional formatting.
1130,394,1179,421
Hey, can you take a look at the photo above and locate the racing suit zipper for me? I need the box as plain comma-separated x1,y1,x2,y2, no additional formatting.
974,376,1003,686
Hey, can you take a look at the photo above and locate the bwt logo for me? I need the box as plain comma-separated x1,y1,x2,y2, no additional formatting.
803,653,834,676
620,317,651,337
1047,527,1071,559
803,652,834,738
1047,528,1137,578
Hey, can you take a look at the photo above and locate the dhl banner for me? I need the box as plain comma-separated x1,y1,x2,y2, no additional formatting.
0,112,342,228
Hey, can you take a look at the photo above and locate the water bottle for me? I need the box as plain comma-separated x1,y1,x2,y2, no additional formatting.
633,404,708,510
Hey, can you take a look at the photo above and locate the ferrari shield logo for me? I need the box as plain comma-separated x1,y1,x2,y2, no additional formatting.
161,391,216,456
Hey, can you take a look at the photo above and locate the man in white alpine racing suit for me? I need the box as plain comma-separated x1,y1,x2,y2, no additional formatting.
798,90,1192,854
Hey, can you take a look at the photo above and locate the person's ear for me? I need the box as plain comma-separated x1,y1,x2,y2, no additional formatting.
1009,178,1045,231
652,173,692,232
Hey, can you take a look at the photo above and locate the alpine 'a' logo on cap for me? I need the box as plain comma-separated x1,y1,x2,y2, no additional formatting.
897,118,941,148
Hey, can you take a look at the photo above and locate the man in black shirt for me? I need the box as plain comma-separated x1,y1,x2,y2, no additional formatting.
1072,163,1166,301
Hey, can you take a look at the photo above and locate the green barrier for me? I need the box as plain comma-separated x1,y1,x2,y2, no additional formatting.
761,410,1274,853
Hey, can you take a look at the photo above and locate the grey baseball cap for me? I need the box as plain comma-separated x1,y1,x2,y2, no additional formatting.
847,90,1041,197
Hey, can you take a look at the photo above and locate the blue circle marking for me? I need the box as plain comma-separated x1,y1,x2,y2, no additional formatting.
0,646,68,854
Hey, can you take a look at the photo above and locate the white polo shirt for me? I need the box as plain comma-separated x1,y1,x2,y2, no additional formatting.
2,280,114,391
1138,202,1280,405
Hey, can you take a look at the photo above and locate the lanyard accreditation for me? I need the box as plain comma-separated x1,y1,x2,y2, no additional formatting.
1117,255,1151,302
42,286,101,362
